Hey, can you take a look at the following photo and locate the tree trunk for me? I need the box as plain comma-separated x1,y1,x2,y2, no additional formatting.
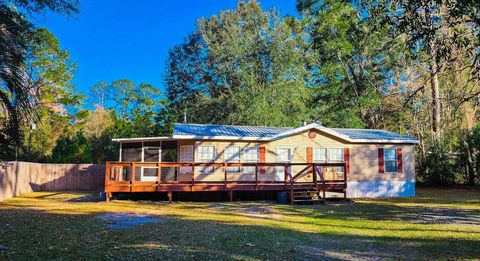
429,47,441,139
464,137,476,185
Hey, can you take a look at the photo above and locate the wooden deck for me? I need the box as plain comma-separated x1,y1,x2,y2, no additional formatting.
105,162,347,204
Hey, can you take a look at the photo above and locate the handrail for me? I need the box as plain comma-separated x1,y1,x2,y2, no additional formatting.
105,161,347,190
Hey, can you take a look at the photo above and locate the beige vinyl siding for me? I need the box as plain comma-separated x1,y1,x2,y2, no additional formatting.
349,144,415,182
265,130,348,182
174,129,416,183
189,130,350,182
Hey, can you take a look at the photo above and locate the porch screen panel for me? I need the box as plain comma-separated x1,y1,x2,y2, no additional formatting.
122,142,142,162
144,147,160,162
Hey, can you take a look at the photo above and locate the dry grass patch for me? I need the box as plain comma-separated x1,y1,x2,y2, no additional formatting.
0,188,479,260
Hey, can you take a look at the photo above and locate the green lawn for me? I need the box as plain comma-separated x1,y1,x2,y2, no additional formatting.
0,188,479,260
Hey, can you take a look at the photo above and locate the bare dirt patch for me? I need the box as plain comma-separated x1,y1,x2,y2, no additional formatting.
99,212,161,229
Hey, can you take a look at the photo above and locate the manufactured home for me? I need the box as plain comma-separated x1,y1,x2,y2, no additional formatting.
105,123,418,203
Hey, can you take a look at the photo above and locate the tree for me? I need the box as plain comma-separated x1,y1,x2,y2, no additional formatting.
165,0,313,127
377,0,480,139
0,0,79,159
297,0,407,130
18,28,82,162
88,81,111,109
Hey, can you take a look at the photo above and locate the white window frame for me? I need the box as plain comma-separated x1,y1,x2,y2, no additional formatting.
225,146,241,173
313,148,327,163
140,166,158,181
328,148,344,163
313,148,344,174
242,147,259,174
276,147,292,163
384,148,398,173
197,146,216,174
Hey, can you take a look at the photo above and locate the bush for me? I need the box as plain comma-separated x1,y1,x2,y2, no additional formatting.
421,140,456,185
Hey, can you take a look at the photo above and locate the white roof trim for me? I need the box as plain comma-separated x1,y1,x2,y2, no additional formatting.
112,136,175,142
270,123,351,141
112,123,419,144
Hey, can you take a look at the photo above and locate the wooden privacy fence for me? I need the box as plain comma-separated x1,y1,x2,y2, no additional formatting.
0,161,105,201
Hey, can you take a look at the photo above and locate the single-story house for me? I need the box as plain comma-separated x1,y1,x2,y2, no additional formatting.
106,123,418,200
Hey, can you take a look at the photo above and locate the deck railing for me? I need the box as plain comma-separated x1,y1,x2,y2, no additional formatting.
104,162,347,201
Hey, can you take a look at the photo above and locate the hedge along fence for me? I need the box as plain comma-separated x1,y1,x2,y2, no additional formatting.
0,161,105,201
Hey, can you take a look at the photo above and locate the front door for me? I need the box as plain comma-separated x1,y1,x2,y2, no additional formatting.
179,145,194,174
276,148,291,181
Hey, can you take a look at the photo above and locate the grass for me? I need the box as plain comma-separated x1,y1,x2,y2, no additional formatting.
0,188,479,260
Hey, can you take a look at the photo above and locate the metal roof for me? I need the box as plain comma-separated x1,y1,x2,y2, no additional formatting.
331,128,418,141
173,123,291,137
172,123,418,143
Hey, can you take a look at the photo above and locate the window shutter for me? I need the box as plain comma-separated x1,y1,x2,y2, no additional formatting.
378,148,384,173
306,147,313,163
344,148,349,175
259,146,266,174
397,148,403,173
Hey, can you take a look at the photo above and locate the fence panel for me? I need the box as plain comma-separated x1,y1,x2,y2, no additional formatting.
0,161,105,201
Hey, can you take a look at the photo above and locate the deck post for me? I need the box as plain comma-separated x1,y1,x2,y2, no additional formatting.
255,164,258,191
167,191,172,202
191,162,195,189
131,162,135,193
224,162,227,190
157,162,161,192
344,162,347,199
312,163,317,187
287,164,294,205
228,190,233,202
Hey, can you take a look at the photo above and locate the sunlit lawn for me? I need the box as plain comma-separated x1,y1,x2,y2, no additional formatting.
0,188,479,260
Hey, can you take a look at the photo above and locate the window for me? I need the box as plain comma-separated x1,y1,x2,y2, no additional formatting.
197,146,216,174
313,148,327,162
276,148,292,162
225,146,241,173
328,148,343,163
312,148,343,162
313,148,344,175
384,149,397,172
242,147,259,174
198,146,215,162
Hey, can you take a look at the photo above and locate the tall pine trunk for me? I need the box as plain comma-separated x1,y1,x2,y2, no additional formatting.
429,41,441,139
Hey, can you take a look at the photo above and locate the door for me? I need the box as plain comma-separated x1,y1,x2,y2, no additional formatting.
276,148,291,181
179,145,194,174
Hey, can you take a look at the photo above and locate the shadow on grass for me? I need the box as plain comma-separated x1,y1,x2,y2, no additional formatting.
0,203,479,260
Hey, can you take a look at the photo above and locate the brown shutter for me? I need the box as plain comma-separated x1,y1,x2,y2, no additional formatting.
259,146,266,174
344,148,349,175
378,148,384,173
397,148,403,173
306,147,313,163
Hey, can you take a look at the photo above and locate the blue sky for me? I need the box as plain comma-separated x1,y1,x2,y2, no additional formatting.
34,0,298,95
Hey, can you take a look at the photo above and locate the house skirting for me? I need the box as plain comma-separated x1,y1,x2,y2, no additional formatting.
346,181,415,198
